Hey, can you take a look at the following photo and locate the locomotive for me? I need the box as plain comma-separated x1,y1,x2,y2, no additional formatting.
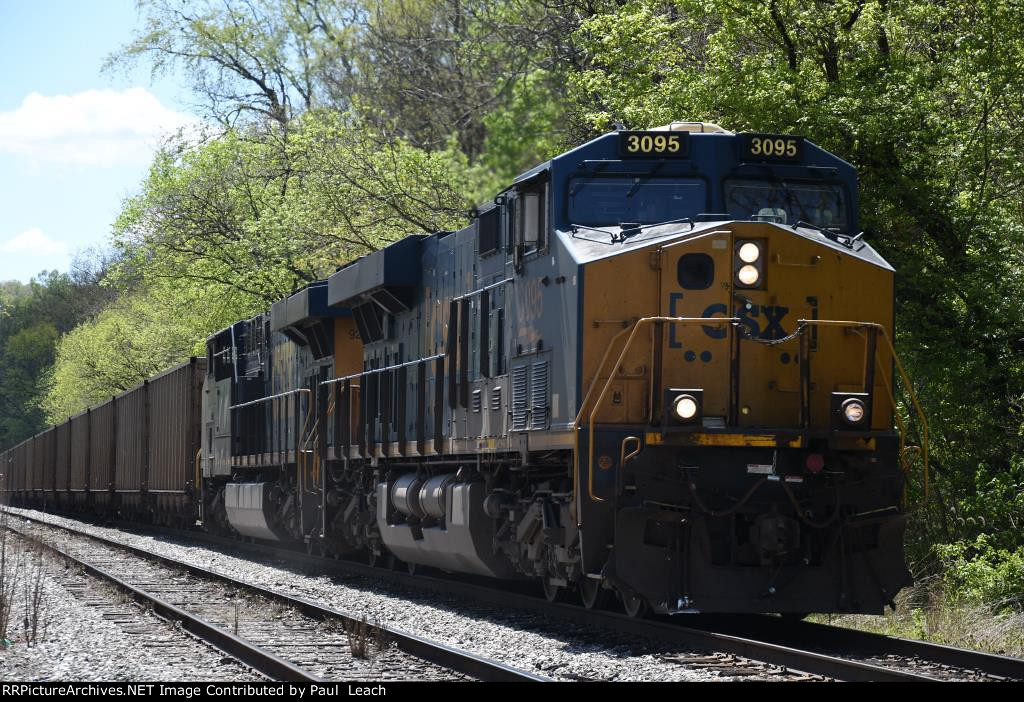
3,122,925,617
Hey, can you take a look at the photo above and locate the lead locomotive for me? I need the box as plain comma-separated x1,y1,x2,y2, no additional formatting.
4,122,919,616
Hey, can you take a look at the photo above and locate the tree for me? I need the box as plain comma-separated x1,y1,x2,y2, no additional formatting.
113,111,470,308
107,0,362,127
0,263,116,449
41,281,241,421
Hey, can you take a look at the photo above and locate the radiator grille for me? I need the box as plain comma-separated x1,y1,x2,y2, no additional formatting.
511,365,529,431
530,361,549,430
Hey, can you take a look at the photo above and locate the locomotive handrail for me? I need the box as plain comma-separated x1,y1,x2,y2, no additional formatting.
796,319,930,503
571,316,740,508
229,387,310,410
229,389,311,474
319,353,445,386
575,316,930,511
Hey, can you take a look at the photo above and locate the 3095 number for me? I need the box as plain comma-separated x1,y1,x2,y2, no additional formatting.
619,131,689,158
743,133,802,161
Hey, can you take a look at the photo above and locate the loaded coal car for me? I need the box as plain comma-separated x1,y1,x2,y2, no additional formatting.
2,359,204,526
201,122,927,616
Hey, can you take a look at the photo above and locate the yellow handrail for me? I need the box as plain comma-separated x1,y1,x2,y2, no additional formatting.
571,316,739,511
573,317,930,515
796,319,930,502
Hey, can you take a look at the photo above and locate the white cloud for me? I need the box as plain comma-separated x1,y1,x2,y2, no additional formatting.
0,88,197,166
0,228,72,281
0,228,68,256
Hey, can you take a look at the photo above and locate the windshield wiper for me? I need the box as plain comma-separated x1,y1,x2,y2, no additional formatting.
570,223,617,244
636,217,695,232
571,218,697,245
793,220,863,249
625,161,666,196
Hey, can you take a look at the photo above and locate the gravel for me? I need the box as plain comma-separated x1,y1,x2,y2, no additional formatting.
0,527,262,682
5,508,730,681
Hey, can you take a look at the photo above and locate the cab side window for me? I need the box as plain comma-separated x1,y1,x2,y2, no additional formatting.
516,181,548,255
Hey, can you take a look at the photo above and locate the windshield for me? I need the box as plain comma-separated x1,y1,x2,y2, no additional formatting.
568,177,706,226
724,179,848,230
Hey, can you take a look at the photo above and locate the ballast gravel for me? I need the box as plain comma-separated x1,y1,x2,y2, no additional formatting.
0,528,262,682
6,508,729,681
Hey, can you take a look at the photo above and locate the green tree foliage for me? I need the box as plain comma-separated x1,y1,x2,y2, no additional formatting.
570,0,1024,555
112,111,470,308
41,281,240,422
109,0,598,176
0,266,115,449
107,0,362,126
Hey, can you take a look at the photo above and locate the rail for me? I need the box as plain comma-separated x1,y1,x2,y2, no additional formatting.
6,512,549,682
572,316,929,508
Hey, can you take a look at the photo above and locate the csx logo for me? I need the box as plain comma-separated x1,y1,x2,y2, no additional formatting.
666,292,789,345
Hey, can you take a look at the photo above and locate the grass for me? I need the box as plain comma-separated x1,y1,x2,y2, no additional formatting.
810,575,1024,657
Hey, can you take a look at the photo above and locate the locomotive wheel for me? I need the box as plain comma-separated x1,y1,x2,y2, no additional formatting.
541,578,563,603
621,590,649,618
367,549,379,568
407,561,419,576
579,577,609,610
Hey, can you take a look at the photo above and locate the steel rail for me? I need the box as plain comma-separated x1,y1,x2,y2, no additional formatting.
694,614,1024,681
5,522,319,683
4,510,936,682
18,509,1020,681
4,510,548,683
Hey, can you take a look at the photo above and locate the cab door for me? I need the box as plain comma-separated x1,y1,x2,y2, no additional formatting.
658,231,733,423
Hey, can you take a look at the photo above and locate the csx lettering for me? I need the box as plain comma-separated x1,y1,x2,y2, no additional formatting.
737,304,790,340
667,294,790,342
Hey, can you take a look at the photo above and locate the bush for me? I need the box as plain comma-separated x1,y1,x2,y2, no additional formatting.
935,535,1024,612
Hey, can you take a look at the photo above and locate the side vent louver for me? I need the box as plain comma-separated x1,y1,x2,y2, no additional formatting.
530,361,549,430
511,365,529,431
491,386,502,411
471,389,482,413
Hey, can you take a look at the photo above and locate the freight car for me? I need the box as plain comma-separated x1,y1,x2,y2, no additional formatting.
2,122,928,617
2,359,204,526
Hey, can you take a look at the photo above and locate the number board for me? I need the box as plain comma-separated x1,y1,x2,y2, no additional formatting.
618,131,689,158
740,133,803,162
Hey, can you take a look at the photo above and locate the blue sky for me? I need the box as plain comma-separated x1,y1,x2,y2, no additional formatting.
0,0,195,282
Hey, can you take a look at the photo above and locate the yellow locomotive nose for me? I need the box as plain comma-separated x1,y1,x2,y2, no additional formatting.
583,219,892,433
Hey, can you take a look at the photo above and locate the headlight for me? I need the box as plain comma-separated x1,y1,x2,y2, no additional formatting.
737,264,760,286
738,242,760,263
673,394,698,421
841,398,866,425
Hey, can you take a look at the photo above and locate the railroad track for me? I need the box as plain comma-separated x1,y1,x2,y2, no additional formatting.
9,508,1024,681
3,512,547,683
